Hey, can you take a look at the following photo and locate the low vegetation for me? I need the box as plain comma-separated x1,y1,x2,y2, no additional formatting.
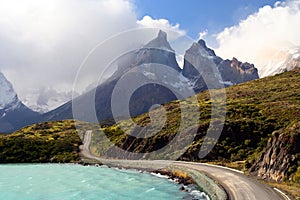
92,68,300,185
0,120,82,163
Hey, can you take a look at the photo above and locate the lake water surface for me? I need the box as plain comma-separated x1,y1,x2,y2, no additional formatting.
0,164,209,200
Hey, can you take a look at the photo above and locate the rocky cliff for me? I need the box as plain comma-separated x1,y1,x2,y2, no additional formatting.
182,40,259,92
250,122,300,181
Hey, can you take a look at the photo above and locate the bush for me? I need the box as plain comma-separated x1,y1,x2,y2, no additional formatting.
292,166,300,183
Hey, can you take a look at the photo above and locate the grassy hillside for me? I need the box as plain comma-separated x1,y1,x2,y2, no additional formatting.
91,68,300,183
0,121,82,163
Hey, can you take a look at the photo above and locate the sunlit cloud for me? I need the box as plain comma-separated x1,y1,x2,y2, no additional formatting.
215,0,300,76
137,15,186,40
0,0,186,111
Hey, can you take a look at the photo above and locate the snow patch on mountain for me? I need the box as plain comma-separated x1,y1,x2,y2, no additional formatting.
142,71,156,79
1,112,6,118
0,72,18,109
260,46,300,77
21,88,74,113
219,80,234,86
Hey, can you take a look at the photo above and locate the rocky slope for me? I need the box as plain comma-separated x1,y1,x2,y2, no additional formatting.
0,72,40,133
250,122,300,181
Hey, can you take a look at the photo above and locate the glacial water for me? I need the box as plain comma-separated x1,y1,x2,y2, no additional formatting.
0,164,208,200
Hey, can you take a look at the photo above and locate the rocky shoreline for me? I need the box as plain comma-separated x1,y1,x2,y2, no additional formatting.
79,158,226,200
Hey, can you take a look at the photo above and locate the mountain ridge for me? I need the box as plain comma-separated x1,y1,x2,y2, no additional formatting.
40,30,259,125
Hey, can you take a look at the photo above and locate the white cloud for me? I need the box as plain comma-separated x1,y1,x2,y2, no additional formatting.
176,54,184,68
198,30,208,40
0,0,187,111
215,0,300,76
0,0,137,98
137,15,186,40
137,15,190,70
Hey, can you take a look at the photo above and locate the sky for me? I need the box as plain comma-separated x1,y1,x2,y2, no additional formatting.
135,0,279,39
0,0,299,112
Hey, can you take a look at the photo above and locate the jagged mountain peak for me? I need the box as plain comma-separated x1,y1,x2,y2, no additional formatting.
186,40,217,58
230,57,255,70
183,40,258,89
144,30,174,51
42,31,259,134
186,42,208,56
0,72,18,109
218,57,258,85
197,39,206,46
157,30,167,40
197,39,217,57
185,40,223,67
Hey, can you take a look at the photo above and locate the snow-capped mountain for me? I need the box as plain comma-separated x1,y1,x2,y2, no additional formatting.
41,30,259,123
0,72,19,110
0,72,40,133
260,46,300,77
21,88,74,113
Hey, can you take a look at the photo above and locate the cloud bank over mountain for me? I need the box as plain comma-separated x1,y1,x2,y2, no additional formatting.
0,0,185,112
215,0,300,76
1,0,299,112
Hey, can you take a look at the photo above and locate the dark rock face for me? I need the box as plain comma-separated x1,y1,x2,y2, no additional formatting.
218,57,259,84
182,40,259,92
249,122,300,181
0,103,40,133
182,42,219,92
197,39,223,65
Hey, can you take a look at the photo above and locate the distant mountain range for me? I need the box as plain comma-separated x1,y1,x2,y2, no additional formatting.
21,88,74,114
40,30,259,124
1,30,299,133
260,46,300,77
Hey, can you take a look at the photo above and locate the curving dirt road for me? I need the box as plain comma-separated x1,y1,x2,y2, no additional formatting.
80,130,289,200
173,162,287,200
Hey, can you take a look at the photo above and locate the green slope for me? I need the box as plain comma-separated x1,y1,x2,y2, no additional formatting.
91,68,300,182
0,121,82,163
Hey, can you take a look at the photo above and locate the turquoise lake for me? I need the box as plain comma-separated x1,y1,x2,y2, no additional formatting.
0,164,208,200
